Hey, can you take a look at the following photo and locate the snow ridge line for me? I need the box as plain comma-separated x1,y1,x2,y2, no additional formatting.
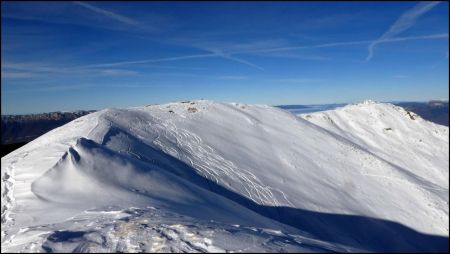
1,151,28,243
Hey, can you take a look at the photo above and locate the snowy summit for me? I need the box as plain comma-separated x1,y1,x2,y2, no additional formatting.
1,100,448,252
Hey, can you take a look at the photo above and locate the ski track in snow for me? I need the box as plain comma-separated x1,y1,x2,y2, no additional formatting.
149,110,293,207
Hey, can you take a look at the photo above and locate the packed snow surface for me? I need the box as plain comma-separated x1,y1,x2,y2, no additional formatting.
1,100,448,252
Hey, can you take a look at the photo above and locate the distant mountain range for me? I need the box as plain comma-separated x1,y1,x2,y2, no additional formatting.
1,110,95,145
393,101,448,126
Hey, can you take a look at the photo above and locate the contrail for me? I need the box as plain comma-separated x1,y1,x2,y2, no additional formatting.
231,33,448,55
73,1,142,28
366,1,441,61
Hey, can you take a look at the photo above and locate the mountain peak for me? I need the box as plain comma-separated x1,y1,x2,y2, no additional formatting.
350,99,379,106
1,100,448,253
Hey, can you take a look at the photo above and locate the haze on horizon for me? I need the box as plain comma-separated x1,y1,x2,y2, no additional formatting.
1,1,449,115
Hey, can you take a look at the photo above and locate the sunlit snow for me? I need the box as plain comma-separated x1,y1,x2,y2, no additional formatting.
1,100,448,252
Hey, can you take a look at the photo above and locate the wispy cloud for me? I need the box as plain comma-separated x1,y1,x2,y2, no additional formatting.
249,52,331,61
430,51,449,69
378,33,448,42
2,84,91,93
1,71,38,79
76,49,264,71
2,62,73,79
2,2,160,33
79,54,217,69
236,40,371,54
4,32,447,80
275,78,323,84
366,1,441,61
3,62,70,73
2,60,256,84
217,75,249,80
73,1,142,29
1,62,139,79
105,83,181,89
393,74,408,79
233,33,448,54
2,82,186,93
128,64,208,71
165,38,286,68
205,48,264,70
222,54,264,70
96,69,139,76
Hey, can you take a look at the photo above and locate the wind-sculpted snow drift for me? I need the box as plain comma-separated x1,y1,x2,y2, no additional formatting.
1,100,448,252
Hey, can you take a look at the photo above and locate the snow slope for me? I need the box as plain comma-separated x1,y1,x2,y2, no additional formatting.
1,100,448,252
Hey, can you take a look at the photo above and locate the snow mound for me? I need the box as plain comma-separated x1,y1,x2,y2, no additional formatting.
2,100,448,252
301,101,448,189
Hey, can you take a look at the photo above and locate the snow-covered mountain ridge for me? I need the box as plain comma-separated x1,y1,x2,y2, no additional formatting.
1,100,448,252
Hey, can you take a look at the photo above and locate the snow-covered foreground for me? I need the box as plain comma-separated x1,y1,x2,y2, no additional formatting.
1,100,448,252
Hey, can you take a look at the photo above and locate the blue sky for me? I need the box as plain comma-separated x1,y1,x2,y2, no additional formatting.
1,1,448,114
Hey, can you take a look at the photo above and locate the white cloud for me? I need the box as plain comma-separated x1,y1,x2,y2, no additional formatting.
366,1,441,61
